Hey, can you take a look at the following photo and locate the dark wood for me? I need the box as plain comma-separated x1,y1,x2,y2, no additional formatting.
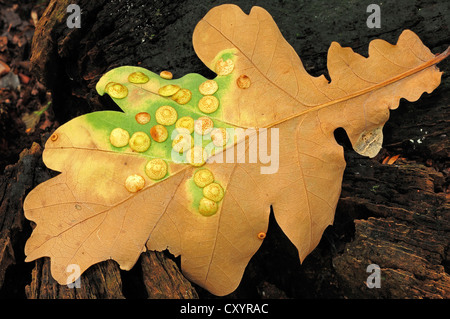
141,251,198,299
0,143,44,298
334,157,450,298
25,257,125,299
0,0,448,299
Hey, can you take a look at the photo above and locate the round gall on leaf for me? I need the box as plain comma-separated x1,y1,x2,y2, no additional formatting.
159,70,173,80
128,71,149,84
135,112,151,125
104,81,115,93
145,158,168,180
215,58,234,76
198,197,218,216
172,133,193,153
150,124,168,142
129,131,151,152
109,128,130,148
50,133,58,142
210,128,229,147
194,116,214,135
198,80,218,95
175,116,195,134
203,182,224,202
155,105,178,126
107,82,128,99
194,169,214,188
186,146,207,167
171,88,192,105
158,84,180,97
236,74,251,89
198,95,219,114
257,232,266,240
125,174,145,193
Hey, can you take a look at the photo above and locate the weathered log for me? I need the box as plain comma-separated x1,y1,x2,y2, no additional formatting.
334,154,450,298
25,257,125,299
12,0,450,299
0,143,44,298
141,251,198,299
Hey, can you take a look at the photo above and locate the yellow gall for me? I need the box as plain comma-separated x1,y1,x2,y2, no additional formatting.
193,169,214,188
159,70,173,80
105,81,115,92
198,95,219,114
129,131,151,152
236,74,251,89
171,88,192,105
215,58,234,76
128,71,149,84
203,182,224,202
107,82,128,99
150,124,168,143
135,112,151,125
109,128,130,148
155,105,178,126
175,116,195,134
172,133,193,153
194,116,214,136
210,128,229,147
158,84,180,97
145,158,168,180
186,146,207,167
198,197,218,216
257,232,266,240
50,133,58,142
198,80,219,95
125,174,145,193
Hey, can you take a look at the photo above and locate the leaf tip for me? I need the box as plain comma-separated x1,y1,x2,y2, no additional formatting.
438,45,450,60
95,77,107,96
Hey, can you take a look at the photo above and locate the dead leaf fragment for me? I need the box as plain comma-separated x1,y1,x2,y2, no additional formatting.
354,126,384,158
387,154,401,165
0,60,10,76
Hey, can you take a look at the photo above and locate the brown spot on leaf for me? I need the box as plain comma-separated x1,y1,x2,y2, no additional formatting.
236,75,251,89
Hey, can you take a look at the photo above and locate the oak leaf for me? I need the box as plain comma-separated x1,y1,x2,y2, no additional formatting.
24,4,449,296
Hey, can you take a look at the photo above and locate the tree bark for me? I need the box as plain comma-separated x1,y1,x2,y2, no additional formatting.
333,155,450,298
1,0,447,298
